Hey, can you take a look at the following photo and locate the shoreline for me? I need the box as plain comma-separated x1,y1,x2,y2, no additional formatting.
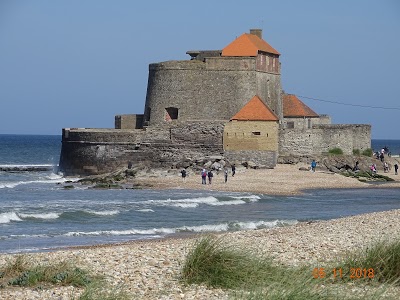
1,209,400,299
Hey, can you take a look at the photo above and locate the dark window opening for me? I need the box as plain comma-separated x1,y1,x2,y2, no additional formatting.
252,131,261,136
287,122,294,129
145,108,151,122
165,107,178,121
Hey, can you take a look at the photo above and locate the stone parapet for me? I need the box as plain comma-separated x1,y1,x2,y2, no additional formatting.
279,124,371,156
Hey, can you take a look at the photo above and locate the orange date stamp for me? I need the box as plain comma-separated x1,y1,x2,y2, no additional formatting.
312,267,375,280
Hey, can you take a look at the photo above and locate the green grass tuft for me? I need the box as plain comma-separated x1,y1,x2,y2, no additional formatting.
362,148,373,156
181,236,326,298
182,235,278,289
77,282,130,300
339,239,400,285
328,147,343,155
0,256,95,288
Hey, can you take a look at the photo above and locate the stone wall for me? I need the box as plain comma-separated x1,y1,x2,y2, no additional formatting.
59,122,225,176
283,116,322,130
279,124,371,156
223,120,278,151
224,150,277,168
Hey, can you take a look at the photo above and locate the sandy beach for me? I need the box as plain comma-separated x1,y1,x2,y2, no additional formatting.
135,162,400,195
1,164,400,299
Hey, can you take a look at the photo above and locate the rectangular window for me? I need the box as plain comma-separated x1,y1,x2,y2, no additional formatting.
252,131,261,136
287,122,294,129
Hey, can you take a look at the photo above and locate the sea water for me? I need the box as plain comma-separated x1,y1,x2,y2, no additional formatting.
0,134,400,254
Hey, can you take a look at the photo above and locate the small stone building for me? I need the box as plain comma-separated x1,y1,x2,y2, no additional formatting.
224,95,279,151
282,94,321,129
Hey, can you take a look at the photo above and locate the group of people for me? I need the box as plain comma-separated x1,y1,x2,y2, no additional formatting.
180,164,237,184
369,162,398,175
375,146,391,162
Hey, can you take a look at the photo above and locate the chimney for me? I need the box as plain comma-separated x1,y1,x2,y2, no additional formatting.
250,29,262,39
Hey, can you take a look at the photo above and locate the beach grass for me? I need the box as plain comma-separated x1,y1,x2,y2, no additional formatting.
181,235,326,298
0,255,94,288
337,239,400,285
0,255,129,300
76,282,130,300
181,235,400,299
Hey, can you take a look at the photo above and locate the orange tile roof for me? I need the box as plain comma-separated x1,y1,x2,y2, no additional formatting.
283,94,319,117
231,95,279,121
222,33,280,57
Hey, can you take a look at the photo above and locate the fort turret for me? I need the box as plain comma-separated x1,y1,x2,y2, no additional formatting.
143,29,282,126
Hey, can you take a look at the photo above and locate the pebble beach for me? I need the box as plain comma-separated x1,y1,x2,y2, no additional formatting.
1,164,400,299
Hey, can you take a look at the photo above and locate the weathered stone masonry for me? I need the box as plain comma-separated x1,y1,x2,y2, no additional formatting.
59,122,225,176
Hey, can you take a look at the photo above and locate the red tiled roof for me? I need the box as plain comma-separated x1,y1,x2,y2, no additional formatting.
231,95,279,121
222,33,280,57
283,94,319,117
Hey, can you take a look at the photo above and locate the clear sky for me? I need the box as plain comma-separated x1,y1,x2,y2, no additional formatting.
0,0,399,139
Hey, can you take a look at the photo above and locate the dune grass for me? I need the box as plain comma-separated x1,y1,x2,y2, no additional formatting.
181,235,327,299
0,255,130,300
337,239,400,285
0,255,93,288
181,235,400,299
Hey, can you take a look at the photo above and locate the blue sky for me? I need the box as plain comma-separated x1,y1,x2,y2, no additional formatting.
0,0,399,139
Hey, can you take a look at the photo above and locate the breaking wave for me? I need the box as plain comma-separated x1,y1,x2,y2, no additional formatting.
143,195,260,208
18,213,60,220
62,219,298,237
0,212,23,224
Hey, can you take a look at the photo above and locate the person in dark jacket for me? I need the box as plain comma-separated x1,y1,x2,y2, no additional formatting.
180,169,187,181
207,170,213,184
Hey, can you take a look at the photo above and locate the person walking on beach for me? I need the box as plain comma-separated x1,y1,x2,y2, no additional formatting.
180,169,187,181
231,164,236,177
207,170,213,184
201,169,207,185
224,168,228,183
384,162,389,173
311,160,317,172
395,163,398,175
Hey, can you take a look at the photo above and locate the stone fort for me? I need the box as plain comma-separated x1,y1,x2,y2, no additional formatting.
59,29,371,175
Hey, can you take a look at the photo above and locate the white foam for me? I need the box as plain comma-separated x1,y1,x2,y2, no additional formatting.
145,196,248,208
85,210,120,216
0,212,22,224
230,195,261,202
64,227,174,237
0,182,19,189
234,219,299,229
0,173,73,189
170,203,200,208
18,213,60,220
208,199,245,206
136,209,154,213
0,164,54,168
177,223,229,232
